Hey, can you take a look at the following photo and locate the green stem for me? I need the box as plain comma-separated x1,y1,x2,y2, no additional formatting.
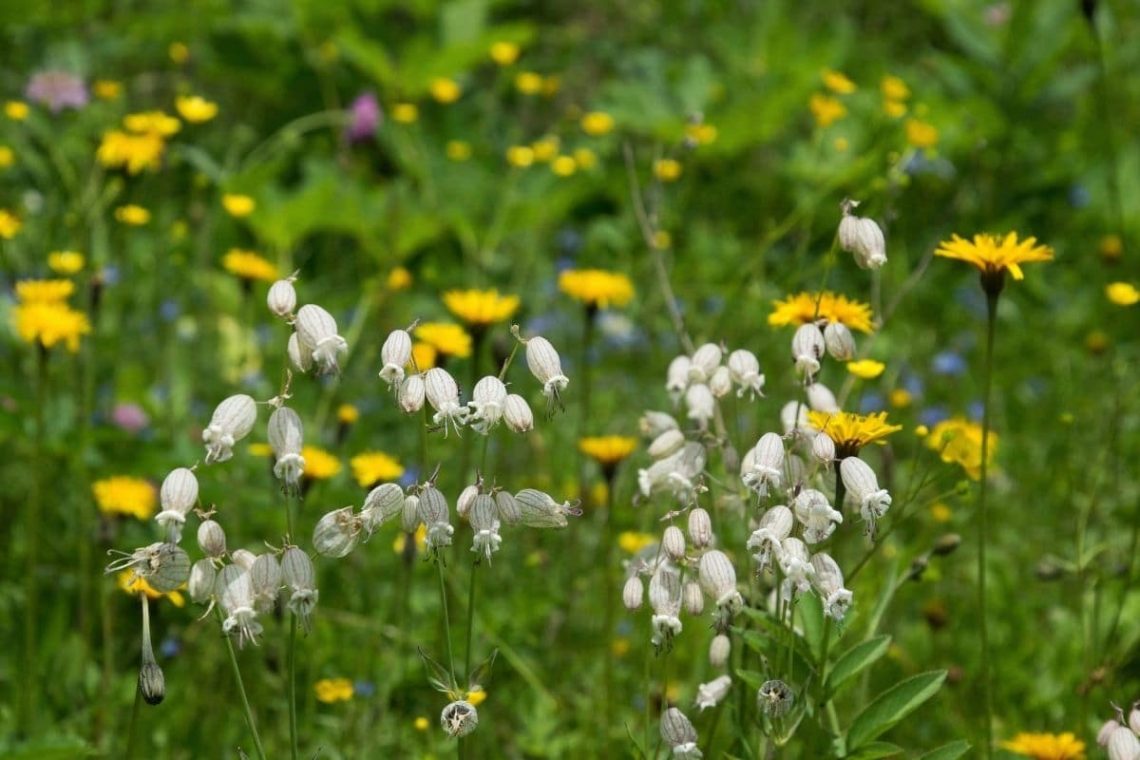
437,560,457,683
124,676,143,760
602,473,617,743
977,291,998,759
218,608,268,760
288,613,299,760
21,346,47,734
464,560,478,680
577,306,595,502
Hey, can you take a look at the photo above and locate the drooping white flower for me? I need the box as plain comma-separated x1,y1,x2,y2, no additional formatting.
267,279,297,319
468,494,501,563
267,406,305,491
840,456,892,537
838,199,887,270
649,429,685,459
398,373,426,414
503,394,534,433
622,575,645,610
742,432,784,498
639,410,679,438
281,547,318,632
687,343,722,384
698,550,742,612
778,537,815,597
810,552,853,621
665,355,691,401
660,708,702,758
685,383,715,426
747,505,793,571
467,375,507,434
219,567,262,647
695,675,732,711
726,349,765,399
792,324,825,378
379,329,412,388
823,322,856,360
202,394,258,464
806,382,839,413
792,488,843,544
295,304,348,375
287,332,312,373
708,366,733,399
424,367,468,435
687,508,713,549
155,467,199,543
416,483,454,551
525,336,569,407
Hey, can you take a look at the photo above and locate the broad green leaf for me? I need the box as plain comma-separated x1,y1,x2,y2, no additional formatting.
846,671,947,751
735,668,767,691
917,740,971,760
797,591,825,662
825,635,891,696
847,742,904,760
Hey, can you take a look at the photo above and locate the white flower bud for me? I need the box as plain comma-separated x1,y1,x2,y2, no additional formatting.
156,467,199,543
313,507,362,558
1107,726,1140,760
649,429,685,459
231,549,257,571
525,336,569,402
747,505,793,570
727,349,765,399
687,508,713,549
514,489,579,529
639,411,679,438
840,456,892,537
417,483,453,550
709,634,731,668
838,201,887,270
666,355,691,399
295,304,347,375
203,394,258,464
250,553,281,613
695,675,732,711
401,494,421,534
708,366,732,399
189,559,216,604
685,383,715,426
267,279,297,318
811,552,853,620
198,520,227,559
268,406,305,490
398,373,426,414
792,324,825,377
662,526,686,561
806,382,839,413
811,432,836,464
682,581,705,615
424,367,468,434
687,343,722,384
494,490,521,525
379,329,412,387
659,707,698,750
468,375,507,434
503,394,534,433
622,575,644,610
699,550,740,610
441,700,479,738
742,432,783,498
287,332,312,373
793,488,843,544
823,322,856,361
361,482,405,534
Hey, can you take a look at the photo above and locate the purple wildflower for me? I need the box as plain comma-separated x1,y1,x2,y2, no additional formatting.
25,71,89,113
346,92,381,143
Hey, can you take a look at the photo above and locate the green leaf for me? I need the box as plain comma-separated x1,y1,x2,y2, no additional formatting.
468,648,498,690
825,635,891,696
917,740,971,760
734,668,767,691
847,742,904,760
417,646,456,694
797,591,825,662
846,671,947,751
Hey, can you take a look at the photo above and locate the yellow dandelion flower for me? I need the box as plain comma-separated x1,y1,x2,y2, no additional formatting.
350,451,405,489
883,99,907,118
446,140,472,161
394,524,428,554
467,687,487,706
768,292,874,333
514,71,544,95
807,410,902,455
653,158,682,182
558,269,635,309
810,93,846,127
930,502,952,523
935,232,1053,282
124,111,181,137
337,403,359,425
847,360,885,379
685,123,718,145
302,445,342,480
13,302,91,352
415,322,472,357
48,251,85,275
430,78,461,104
387,266,413,290
0,209,23,238
581,111,615,136
1000,731,1085,760
94,80,121,100
414,716,430,731
573,147,598,170
115,205,150,225
222,249,278,282
914,425,929,437
5,101,29,120
532,136,559,162
169,42,190,64
489,41,520,66
926,417,996,480
881,75,910,101
93,476,157,520
392,103,418,123
117,570,185,607
442,289,520,326
248,442,273,458
97,130,166,174
222,194,256,218
889,388,912,408
551,155,577,177
579,436,638,466
822,69,857,94
175,95,218,124
619,531,656,554
1099,234,1122,260
0,146,13,168
411,342,437,371
1106,282,1139,306
905,118,939,149
314,678,354,703
506,145,535,168
16,279,75,303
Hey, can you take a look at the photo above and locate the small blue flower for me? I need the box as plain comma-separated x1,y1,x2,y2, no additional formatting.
920,406,949,427
968,400,984,421
931,351,966,376
859,393,886,413
159,635,181,659
159,299,179,322
399,467,420,488
353,680,376,697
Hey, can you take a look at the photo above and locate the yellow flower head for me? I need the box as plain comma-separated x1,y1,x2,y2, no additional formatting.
810,93,846,127
769,291,874,333
808,410,902,455
414,716,430,731
653,158,682,182
387,266,413,290
16,279,75,303
248,442,273,458
1000,731,1085,760
124,111,181,137
446,140,472,161
394,524,428,554
414,322,472,357
0,209,23,238
905,118,938,149
430,78,461,104
685,123,718,145
93,476,157,520
581,111,615,136
618,531,657,554
883,99,907,118
222,194,256,218
573,147,598,170
117,569,185,607
48,251,85,275
506,145,535,168
411,342,437,371
514,71,544,95
822,69,857,94
5,101,30,120
1106,282,1139,307
558,269,635,309
532,136,559,162
302,445,342,480
13,302,90,352
350,451,405,488
175,95,218,123
0,146,14,168
392,103,418,124
846,360,885,379
98,130,166,174
926,417,996,480
466,686,487,706
115,205,150,225
443,289,520,326
314,678,354,703
889,388,912,408
337,403,360,425
935,232,1053,283
94,80,121,100
579,436,638,467
551,155,577,177
881,75,910,101
489,41,520,66
222,249,278,282
169,42,190,64
930,502,952,523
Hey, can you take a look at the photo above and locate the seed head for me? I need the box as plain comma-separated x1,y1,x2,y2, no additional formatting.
139,661,165,705
440,700,479,738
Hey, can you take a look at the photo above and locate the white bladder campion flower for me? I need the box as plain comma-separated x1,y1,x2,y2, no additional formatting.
687,343,722,384
281,546,318,632
695,675,732,711
840,456,892,537
525,335,570,410
726,349,765,399
155,467,198,543
202,394,258,464
660,707,701,758
792,488,843,544
379,328,412,388
424,367,468,435
287,332,312,373
219,566,262,647
792,323,825,378
698,549,742,613
268,406,305,492
838,198,887,270
779,537,815,598
503,393,534,433
467,375,507,434
747,505,793,571
742,432,784,498
811,552,853,621
295,304,347,374
267,278,297,319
